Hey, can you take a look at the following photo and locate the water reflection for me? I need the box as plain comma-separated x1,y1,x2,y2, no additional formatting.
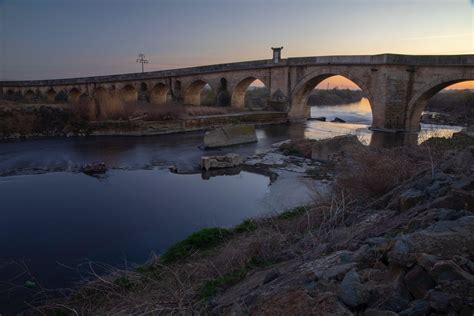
308,98,462,147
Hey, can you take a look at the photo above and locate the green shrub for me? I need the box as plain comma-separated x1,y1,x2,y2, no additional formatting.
233,219,258,233
198,268,248,300
160,227,231,264
277,206,308,220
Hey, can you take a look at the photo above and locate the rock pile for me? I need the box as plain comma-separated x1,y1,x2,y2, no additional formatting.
212,147,474,315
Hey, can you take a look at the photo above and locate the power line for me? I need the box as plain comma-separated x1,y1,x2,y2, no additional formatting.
136,54,149,73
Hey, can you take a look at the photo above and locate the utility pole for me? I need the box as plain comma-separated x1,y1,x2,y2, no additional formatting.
136,54,149,73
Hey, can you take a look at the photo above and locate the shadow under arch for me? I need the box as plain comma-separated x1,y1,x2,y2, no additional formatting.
24,89,35,102
120,84,138,103
290,70,374,122
406,76,474,131
68,88,81,103
231,76,270,109
150,83,171,104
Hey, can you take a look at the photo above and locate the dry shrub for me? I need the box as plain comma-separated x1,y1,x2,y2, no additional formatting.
186,106,241,117
137,103,186,121
334,147,423,202
72,98,96,121
95,93,131,120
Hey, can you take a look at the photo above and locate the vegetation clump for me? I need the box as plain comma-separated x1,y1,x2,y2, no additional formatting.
160,227,232,264
279,139,316,158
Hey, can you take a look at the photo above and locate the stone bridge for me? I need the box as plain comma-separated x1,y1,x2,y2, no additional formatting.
1,51,473,132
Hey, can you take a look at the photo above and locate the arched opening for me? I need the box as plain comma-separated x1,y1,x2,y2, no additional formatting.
184,80,214,106
291,74,372,122
4,90,15,101
24,90,35,102
150,83,171,105
308,76,370,124
55,90,68,103
46,88,56,102
140,82,148,92
291,74,373,143
120,85,138,103
232,77,269,110
408,80,474,132
68,88,81,103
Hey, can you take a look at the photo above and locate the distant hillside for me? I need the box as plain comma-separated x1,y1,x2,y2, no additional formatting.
308,89,363,106
427,90,474,113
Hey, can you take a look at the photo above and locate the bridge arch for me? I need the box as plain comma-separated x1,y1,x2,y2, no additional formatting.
120,84,138,103
68,88,81,103
407,74,474,131
150,83,171,104
4,89,15,100
290,69,373,121
45,88,57,102
184,79,214,106
231,76,269,109
24,89,35,102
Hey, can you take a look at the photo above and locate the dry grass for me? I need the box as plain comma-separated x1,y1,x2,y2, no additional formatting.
185,106,242,117
334,146,430,202
32,199,357,314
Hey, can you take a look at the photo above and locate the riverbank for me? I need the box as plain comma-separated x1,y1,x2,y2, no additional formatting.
0,102,288,140
30,131,474,315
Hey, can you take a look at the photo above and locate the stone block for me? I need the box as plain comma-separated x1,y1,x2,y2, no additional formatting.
203,125,257,148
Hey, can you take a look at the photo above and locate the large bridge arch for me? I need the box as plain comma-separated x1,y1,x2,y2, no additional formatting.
289,68,375,123
231,76,270,109
183,79,214,106
406,73,474,131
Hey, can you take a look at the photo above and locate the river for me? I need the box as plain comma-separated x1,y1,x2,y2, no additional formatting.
0,99,462,313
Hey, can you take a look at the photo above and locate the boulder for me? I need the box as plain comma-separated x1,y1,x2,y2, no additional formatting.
399,299,431,316
331,117,346,123
309,116,326,122
399,189,426,211
203,125,257,148
82,162,107,176
404,265,436,299
338,270,369,307
311,135,363,162
201,153,243,171
364,309,398,316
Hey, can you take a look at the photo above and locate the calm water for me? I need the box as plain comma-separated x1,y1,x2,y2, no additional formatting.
0,100,463,313
308,98,462,144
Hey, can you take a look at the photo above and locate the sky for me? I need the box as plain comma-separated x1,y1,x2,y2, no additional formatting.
0,0,473,85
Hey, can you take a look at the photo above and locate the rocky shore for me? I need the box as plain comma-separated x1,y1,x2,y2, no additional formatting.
30,130,474,315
